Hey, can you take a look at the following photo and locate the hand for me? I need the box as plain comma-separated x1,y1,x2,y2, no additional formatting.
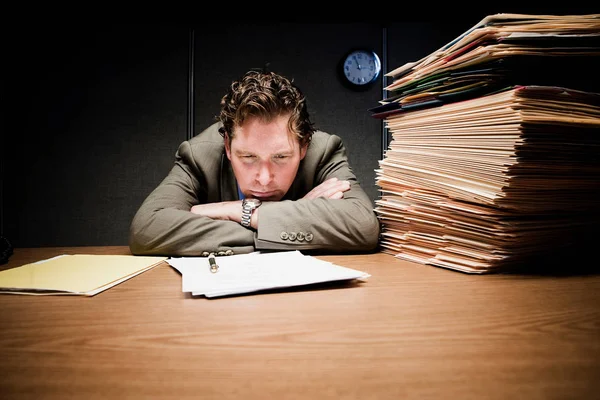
303,177,350,200
190,201,242,221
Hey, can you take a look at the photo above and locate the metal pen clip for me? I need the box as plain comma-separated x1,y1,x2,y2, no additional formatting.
208,253,219,273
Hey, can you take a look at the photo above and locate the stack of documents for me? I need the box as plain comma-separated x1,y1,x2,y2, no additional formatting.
0,254,167,296
373,14,600,273
370,13,600,118
166,251,370,298
376,85,600,273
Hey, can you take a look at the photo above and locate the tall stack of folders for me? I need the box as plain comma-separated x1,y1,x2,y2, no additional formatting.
371,13,600,273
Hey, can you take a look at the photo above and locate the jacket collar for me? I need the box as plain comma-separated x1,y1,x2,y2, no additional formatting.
220,153,239,201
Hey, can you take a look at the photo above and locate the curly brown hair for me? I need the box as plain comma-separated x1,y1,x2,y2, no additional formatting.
217,70,315,146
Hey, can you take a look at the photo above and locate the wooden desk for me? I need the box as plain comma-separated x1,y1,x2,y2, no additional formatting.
1,247,599,399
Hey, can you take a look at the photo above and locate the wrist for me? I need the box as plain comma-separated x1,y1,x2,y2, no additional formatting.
241,198,262,229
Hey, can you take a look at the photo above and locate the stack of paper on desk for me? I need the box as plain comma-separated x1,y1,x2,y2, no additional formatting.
375,85,600,273
0,254,167,296
371,13,600,118
166,251,370,298
372,13,600,274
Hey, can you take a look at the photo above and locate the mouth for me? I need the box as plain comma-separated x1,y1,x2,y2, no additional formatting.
250,191,278,200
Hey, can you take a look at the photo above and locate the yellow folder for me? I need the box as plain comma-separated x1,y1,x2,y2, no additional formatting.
0,254,167,296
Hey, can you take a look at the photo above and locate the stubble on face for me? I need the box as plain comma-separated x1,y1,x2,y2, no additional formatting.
225,115,307,201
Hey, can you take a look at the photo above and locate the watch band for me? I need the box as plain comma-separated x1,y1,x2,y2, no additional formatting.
241,199,261,228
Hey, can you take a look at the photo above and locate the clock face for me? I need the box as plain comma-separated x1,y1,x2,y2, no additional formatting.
343,50,381,86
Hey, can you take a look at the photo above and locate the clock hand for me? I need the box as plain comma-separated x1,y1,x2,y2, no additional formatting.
354,57,362,70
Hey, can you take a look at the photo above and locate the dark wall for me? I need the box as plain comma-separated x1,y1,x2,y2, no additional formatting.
3,24,189,247
4,10,597,247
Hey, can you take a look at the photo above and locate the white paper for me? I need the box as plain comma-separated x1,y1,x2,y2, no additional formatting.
166,251,370,298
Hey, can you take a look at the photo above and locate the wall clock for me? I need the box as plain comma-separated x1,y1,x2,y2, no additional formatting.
341,49,381,89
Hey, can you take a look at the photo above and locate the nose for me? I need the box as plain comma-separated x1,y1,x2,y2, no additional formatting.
256,162,273,186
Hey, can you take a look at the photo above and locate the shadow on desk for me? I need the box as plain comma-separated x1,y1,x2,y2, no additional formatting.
182,279,366,300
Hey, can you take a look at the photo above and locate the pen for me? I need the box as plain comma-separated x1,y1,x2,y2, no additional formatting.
208,253,219,273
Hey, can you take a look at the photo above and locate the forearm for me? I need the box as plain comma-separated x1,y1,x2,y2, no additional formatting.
129,207,255,256
254,190,380,252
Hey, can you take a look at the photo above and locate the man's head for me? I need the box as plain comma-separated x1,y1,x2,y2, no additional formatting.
218,70,315,146
218,71,316,201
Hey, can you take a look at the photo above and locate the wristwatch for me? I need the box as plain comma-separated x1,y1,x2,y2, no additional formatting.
241,198,262,228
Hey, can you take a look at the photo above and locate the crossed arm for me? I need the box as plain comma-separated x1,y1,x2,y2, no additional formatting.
190,177,351,229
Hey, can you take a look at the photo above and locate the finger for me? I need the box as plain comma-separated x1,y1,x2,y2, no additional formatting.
304,178,337,199
339,180,351,192
313,178,339,193
326,180,350,194
304,178,351,199
317,182,350,199
190,204,203,214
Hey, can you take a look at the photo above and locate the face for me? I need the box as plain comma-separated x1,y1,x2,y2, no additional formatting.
225,114,307,201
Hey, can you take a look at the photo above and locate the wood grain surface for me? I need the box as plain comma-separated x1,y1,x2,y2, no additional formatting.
1,247,599,399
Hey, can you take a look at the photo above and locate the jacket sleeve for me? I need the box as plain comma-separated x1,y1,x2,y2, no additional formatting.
254,134,380,253
128,140,255,257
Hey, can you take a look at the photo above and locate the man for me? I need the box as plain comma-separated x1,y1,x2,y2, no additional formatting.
129,70,380,257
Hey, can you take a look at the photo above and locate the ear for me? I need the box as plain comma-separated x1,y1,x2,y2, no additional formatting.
299,142,308,160
224,133,232,160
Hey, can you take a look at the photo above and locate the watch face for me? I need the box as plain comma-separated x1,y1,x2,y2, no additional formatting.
245,198,262,208
343,50,381,86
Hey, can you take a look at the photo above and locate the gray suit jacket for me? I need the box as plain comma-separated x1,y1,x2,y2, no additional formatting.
129,123,380,256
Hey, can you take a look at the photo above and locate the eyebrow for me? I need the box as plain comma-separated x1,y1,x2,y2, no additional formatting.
234,149,294,156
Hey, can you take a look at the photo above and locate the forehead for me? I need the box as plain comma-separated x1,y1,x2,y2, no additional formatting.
231,115,299,151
